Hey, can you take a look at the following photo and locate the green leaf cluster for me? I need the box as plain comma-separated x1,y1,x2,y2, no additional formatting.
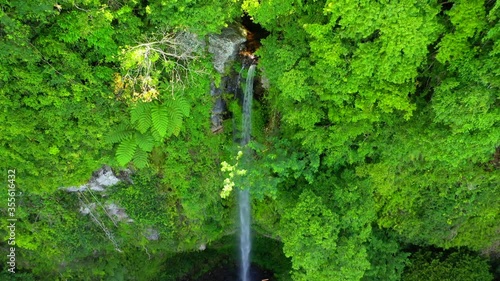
402,249,493,281
105,96,190,168
243,0,499,279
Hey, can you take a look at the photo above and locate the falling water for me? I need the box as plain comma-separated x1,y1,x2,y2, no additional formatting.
239,64,256,281
242,64,256,146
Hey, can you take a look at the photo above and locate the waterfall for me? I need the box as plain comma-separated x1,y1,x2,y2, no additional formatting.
242,64,255,145
239,64,256,281
239,189,251,281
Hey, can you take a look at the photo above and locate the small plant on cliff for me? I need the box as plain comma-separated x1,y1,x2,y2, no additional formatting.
220,150,248,198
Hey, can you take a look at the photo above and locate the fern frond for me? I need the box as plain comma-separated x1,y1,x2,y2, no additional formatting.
132,148,149,169
130,102,152,134
135,132,155,152
151,103,169,138
105,123,134,144
163,99,184,137
151,129,163,142
169,109,183,137
116,137,137,166
176,96,190,117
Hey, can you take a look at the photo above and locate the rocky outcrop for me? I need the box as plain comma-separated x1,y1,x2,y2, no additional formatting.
210,83,226,133
64,167,136,223
105,203,134,223
175,31,205,57
208,25,247,133
259,70,270,90
144,227,160,241
66,166,161,247
208,25,246,74
65,166,120,192
79,202,134,223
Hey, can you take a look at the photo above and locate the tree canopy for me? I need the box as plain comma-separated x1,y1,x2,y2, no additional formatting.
1,0,498,280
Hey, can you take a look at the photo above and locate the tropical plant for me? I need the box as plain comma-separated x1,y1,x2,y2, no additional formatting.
105,95,190,168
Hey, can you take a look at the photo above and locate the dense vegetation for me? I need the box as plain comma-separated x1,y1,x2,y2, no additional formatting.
1,0,499,280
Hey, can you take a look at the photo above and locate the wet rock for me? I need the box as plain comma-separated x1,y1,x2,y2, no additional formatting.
207,25,246,133
210,81,224,133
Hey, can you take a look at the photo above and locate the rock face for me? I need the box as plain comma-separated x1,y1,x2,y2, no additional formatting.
106,203,134,223
208,25,246,133
144,227,160,241
79,202,133,223
175,31,205,58
210,83,226,133
79,203,96,215
259,71,270,90
64,166,133,222
65,166,120,192
210,72,245,133
208,25,246,74
65,166,160,244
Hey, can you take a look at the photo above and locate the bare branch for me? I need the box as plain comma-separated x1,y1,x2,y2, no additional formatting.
117,31,206,101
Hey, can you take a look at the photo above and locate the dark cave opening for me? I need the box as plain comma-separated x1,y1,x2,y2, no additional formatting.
240,13,270,55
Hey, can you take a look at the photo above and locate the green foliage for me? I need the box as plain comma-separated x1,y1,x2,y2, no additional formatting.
106,95,191,168
246,0,499,270
151,103,171,138
0,0,147,191
277,169,381,281
131,102,153,134
247,0,444,166
280,189,342,280
242,137,320,200
164,97,190,137
0,190,120,279
108,173,177,242
3,0,500,280
135,132,155,152
220,150,247,198
146,0,242,35
362,229,409,281
402,249,493,281
116,137,137,166
348,0,500,250
158,130,232,250
143,60,234,249
105,123,134,145
0,271,36,281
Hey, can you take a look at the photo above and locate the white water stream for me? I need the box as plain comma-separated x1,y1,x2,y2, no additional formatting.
239,64,256,281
